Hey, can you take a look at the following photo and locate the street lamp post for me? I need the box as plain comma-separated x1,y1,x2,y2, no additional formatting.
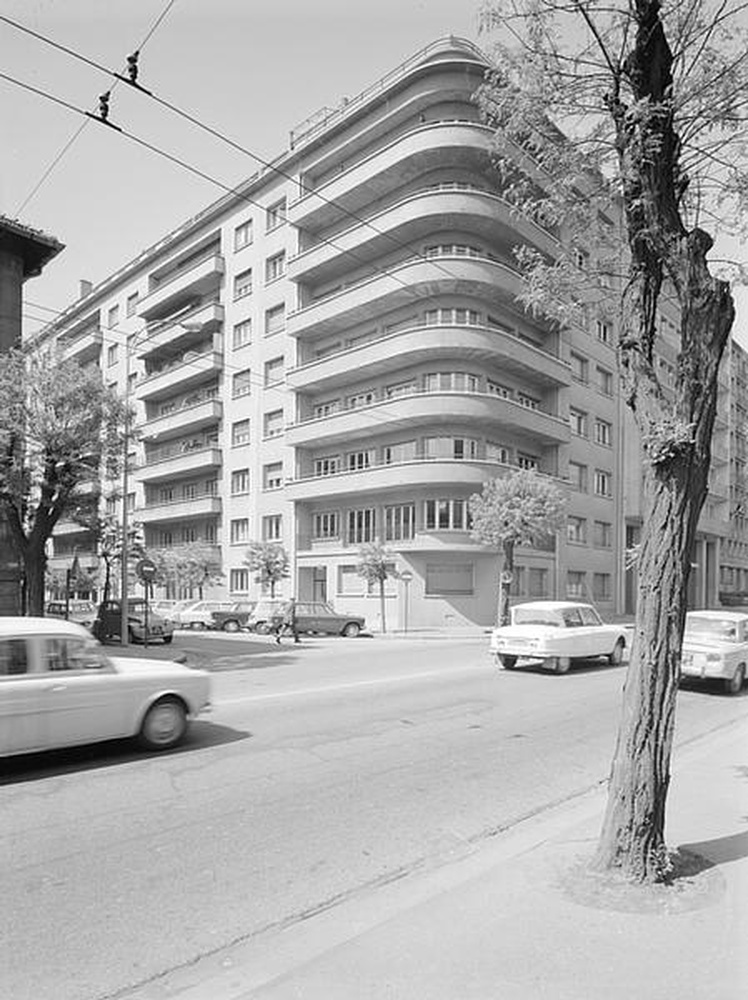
400,569,413,633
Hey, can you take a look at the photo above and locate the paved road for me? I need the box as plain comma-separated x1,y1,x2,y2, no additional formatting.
2,636,745,1000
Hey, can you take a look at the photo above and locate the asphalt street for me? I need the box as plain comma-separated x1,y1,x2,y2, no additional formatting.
2,634,745,1000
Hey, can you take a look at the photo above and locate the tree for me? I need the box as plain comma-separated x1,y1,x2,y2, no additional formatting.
70,498,145,604
356,542,398,633
478,0,744,881
0,349,126,615
243,541,290,597
469,470,567,625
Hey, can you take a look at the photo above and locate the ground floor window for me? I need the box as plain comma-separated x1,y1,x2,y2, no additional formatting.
338,564,363,595
425,562,474,595
528,567,549,598
593,572,612,601
230,568,249,593
567,570,586,598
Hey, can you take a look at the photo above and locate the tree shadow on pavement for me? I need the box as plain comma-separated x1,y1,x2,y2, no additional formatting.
676,830,748,871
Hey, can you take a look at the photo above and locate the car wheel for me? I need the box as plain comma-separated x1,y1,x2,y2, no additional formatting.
138,697,187,750
162,634,173,644
725,664,745,696
342,622,361,638
222,619,240,633
551,656,571,674
128,626,138,644
190,621,204,631
498,655,518,669
609,640,625,666
255,621,271,635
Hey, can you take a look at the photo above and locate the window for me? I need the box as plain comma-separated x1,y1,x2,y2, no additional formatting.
262,514,282,541
423,372,479,392
567,570,586,598
231,469,249,495
424,307,481,326
570,352,588,383
265,303,286,336
593,572,612,601
264,356,284,386
230,519,249,544
385,380,417,398
528,568,548,598
595,418,612,447
425,563,473,595
234,268,253,300
487,379,513,399
265,251,285,284
517,392,539,410
232,319,251,349
313,399,340,418
424,499,468,530
424,437,478,460
346,389,376,409
569,461,588,492
263,409,284,438
43,637,105,672
593,520,613,548
594,469,612,497
181,526,198,544
263,462,283,490
567,516,587,544
314,511,340,539
486,441,511,465
230,568,249,592
232,369,252,398
596,319,612,345
569,407,587,436
517,452,539,471
126,292,139,317
234,219,253,250
231,419,250,446
107,304,119,328
384,440,417,464
347,508,376,543
596,366,613,396
346,449,373,470
385,503,416,541
314,454,340,476
266,198,287,231
158,530,173,547
0,638,28,675
107,344,118,366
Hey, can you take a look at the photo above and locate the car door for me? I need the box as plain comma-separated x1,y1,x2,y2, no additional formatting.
0,636,44,754
39,635,128,748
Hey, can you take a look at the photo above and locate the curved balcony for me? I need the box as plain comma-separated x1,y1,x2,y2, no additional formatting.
139,252,225,321
137,301,224,360
287,256,527,341
138,495,222,524
286,458,532,502
62,327,102,364
287,324,569,392
286,391,570,449
140,398,223,442
288,121,493,231
288,187,557,284
135,446,222,484
136,350,223,401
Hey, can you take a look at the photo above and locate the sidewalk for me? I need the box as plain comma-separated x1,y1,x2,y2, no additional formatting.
123,715,747,1000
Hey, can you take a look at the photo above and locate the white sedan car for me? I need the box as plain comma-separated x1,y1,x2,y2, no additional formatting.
0,618,211,757
681,610,748,695
489,600,627,674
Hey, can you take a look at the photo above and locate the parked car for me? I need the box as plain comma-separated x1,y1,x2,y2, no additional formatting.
45,599,97,631
489,600,627,673
150,599,180,618
0,618,210,756
92,599,174,645
210,601,257,632
680,610,748,695
171,600,238,629
248,600,365,637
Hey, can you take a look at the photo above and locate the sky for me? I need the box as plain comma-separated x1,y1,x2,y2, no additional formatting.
1,0,746,346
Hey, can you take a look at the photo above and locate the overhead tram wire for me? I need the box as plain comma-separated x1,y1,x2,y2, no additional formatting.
0,13,501,291
11,0,178,215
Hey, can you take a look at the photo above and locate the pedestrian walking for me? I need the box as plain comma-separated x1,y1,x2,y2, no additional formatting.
275,597,300,644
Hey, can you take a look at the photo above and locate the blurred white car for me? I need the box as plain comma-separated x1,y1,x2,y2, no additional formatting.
681,610,748,695
489,600,627,674
0,618,211,756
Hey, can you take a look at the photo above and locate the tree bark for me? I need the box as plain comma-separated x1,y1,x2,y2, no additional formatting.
23,539,47,617
379,578,387,633
498,539,514,626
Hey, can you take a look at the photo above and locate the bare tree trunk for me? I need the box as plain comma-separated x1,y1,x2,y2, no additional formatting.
498,539,514,626
379,578,386,633
24,540,47,616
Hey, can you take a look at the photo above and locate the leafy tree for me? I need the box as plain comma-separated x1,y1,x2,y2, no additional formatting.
0,349,126,615
145,543,222,599
70,498,145,604
478,0,744,881
356,541,398,633
243,541,290,597
469,470,567,626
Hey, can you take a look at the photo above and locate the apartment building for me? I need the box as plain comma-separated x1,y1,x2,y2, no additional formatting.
36,37,738,627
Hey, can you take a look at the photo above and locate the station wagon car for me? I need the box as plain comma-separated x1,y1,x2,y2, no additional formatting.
489,600,627,673
0,619,211,756
209,602,256,632
681,610,748,695
248,600,365,637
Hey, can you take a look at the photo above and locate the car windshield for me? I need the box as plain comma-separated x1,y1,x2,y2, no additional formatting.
685,616,741,642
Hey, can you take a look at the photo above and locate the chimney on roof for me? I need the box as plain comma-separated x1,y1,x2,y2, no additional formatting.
79,279,93,298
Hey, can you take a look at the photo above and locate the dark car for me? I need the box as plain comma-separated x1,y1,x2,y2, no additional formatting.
210,601,257,632
92,599,174,645
249,600,365,637
46,599,97,631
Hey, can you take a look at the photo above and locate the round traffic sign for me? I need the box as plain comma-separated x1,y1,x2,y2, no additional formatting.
136,558,158,581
